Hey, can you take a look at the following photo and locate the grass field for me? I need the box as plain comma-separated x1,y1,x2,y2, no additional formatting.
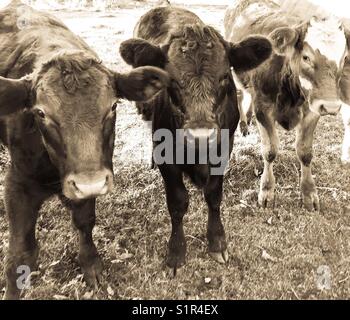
1,3,350,300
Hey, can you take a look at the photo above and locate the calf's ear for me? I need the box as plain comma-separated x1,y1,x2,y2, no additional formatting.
269,27,300,55
0,76,32,116
115,66,170,102
119,38,167,68
229,36,272,73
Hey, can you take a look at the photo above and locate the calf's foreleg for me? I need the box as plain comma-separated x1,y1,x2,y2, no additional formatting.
159,164,189,272
64,198,102,289
233,72,252,136
256,108,279,208
4,175,47,300
341,104,350,164
296,111,320,211
204,174,228,264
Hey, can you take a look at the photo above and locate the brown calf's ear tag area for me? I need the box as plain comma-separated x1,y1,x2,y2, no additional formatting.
229,36,272,73
0,76,32,116
269,27,299,55
119,38,167,68
115,66,170,102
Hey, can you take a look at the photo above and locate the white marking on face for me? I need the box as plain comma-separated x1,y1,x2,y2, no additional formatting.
304,17,347,67
299,76,313,91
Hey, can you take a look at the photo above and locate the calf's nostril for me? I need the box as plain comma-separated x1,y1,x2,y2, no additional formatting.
68,179,79,190
72,181,78,190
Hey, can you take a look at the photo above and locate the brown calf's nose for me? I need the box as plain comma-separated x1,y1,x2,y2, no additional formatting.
311,99,342,116
64,169,113,200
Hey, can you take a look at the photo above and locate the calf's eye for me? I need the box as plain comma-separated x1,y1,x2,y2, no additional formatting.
302,55,311,64
111,102,118,112
35,109,46,119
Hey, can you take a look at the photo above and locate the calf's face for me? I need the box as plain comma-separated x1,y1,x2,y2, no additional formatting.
120,24,272,144
33,61,116,200
270,17,348,116
164,26,229,141
0,51,170,200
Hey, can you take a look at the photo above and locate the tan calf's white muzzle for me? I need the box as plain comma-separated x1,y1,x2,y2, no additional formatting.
64,169,114,200
310,99,342,116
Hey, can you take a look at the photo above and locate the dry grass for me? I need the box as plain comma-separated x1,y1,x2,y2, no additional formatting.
1,4,350,300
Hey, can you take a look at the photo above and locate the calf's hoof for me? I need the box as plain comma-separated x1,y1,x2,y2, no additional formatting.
80,255,103,290
209,250,229,264
167,235,186,275
240,121,249,136
208,235,228,264
166,249,186,275
258,189,275,209
302,192,320,211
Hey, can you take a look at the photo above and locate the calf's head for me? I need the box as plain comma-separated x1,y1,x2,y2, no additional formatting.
0,51,169,200
270,16,349,116
120,24,272,144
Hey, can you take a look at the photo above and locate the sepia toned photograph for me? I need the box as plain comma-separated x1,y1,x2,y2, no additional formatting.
0,0,349,303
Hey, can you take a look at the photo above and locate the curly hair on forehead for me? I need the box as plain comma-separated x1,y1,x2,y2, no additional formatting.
164,23,232,61
168,23,224,45
34,50,111,94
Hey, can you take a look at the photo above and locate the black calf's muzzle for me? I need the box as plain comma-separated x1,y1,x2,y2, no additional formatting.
183,122,221,147
63,168,114,200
